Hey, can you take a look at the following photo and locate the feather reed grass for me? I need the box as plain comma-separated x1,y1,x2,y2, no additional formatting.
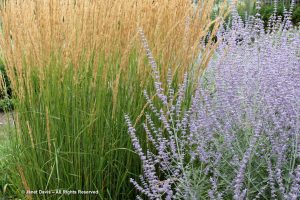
0,0,228,199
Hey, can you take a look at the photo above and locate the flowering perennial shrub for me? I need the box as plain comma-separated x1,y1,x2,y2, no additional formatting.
126,1,300,199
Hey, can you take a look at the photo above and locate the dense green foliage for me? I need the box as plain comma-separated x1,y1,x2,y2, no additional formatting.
260,3,300,25
238,2,300,25
0,59,13,111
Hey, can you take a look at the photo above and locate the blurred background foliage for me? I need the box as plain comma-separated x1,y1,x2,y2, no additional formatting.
0,59,13,111
237,0,300,25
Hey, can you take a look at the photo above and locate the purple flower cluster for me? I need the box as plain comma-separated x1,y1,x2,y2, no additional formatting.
125,73,190,199
191,7,300,197
127,2,300,199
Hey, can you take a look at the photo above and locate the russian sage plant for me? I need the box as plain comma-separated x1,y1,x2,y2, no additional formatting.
126,1,300,199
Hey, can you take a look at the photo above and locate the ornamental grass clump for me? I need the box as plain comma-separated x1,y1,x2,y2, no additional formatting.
127,1,300,199
0,0,224,199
